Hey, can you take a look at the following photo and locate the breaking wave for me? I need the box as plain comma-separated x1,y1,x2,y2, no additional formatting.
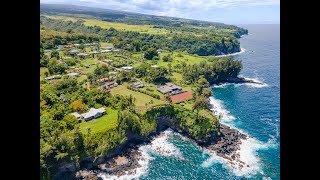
202,136,277,177
215,47,246,57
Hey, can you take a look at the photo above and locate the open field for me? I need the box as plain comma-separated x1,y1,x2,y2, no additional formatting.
110,84,166,108
79,107,118,134
45,15,169,35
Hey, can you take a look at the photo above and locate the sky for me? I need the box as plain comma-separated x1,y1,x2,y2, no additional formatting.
40,0,280,24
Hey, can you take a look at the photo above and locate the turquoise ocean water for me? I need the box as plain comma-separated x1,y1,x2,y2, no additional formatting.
100,24,280,180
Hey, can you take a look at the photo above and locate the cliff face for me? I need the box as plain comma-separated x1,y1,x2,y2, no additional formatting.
53,106,220,179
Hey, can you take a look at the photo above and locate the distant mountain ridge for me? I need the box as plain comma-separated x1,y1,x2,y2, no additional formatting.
40,3,237,28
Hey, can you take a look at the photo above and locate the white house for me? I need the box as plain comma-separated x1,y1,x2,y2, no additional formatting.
71,107,106,122
81,108,106,121
67,73,79,77
121,66,133,71
44,75,61,80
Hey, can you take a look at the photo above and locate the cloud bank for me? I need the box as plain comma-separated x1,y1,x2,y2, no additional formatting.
41,0,280,24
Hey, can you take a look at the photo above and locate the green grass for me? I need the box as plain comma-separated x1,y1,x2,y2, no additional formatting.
81,58,97,65
79,107,118,134
45,15,169,35
110,84,166,108
100,42,113,47
77,75,87,83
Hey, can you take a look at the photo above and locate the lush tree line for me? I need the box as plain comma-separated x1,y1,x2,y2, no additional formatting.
182,56,243,84
41,4,248,37
40,16,242,56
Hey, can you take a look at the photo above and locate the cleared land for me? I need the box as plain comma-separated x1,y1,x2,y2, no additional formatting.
110,84,166,108
45,15,169,35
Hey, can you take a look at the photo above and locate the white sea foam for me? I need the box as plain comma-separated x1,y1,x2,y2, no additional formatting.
215,47,246,57
209,96,236,123
145,128,183,159
98,128,185,179
202,136,277,178
206,96,278,177
98,146,154,180
241,77,269,88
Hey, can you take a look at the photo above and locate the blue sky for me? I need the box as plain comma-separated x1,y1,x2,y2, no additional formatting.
40,0,280,24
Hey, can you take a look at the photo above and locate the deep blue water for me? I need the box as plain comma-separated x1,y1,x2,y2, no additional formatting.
101,24,280,180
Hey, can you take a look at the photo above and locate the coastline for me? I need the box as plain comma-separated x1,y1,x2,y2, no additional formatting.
215,47,246,58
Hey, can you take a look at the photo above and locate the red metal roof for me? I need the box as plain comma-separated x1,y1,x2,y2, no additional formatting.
170,91,193,103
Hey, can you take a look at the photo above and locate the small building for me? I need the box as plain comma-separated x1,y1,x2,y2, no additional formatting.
170,91,193,103
121,66,133,71
67,73,79,77
105,81,118,90
73,44,80,47
44,75,61,80
97,77,110,83
69,49,80,54
81,107,106,121
100,49,112,53
131,82,144,88
151,65,159,68
157,83,182,94
89,51,99,54
109,71,118,75
157,49,162,54
44,49,52,52
112,49,121,52
76,53,89,57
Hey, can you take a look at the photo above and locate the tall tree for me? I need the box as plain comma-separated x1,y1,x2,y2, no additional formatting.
192,95,210,121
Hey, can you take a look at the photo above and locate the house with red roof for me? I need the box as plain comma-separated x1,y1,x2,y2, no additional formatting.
170,91,193,103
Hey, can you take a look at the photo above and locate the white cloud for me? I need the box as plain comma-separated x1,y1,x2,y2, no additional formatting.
40,0,280,23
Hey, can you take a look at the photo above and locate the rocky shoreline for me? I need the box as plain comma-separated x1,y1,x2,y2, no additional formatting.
76,148,144,179
216,77,264,85
76,124,248,179
206,124,249,169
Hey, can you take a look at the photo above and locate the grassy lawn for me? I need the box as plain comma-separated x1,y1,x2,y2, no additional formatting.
77,75,87,83
83,19,168,35
100,42,113,47
81,58,97,65
110,84,166,108
79,107,118,134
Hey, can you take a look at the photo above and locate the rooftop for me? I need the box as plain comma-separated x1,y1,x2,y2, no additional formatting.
82,107,106,119
170,91,193,103
157,83,182,94
67,73,79,76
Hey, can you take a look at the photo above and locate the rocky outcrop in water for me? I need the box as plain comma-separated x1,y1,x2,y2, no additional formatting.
216,77,264,85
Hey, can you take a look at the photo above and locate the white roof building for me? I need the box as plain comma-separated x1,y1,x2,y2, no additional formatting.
121,66,133,71
81,108,106,120
44,75,61,80
71,107,106,121
151,65,159,68
67,73,79,77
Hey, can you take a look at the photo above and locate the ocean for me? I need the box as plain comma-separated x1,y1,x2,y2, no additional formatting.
100,24,280,180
